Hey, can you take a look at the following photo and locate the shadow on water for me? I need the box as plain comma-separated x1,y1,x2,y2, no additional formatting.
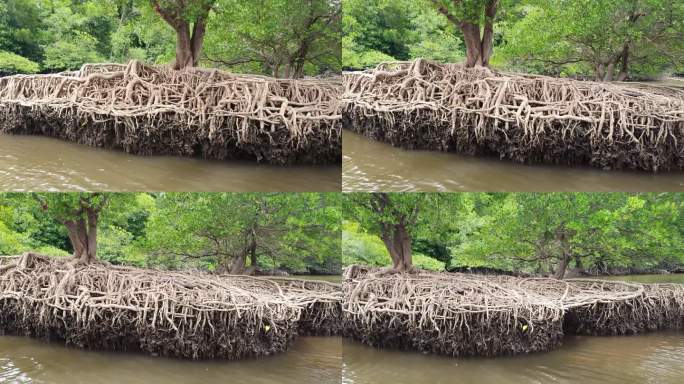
343,130,684,192
0,134,341,192
0,336,342,384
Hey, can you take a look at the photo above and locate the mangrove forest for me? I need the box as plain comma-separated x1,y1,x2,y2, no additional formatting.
0,0,342,165
0,192,342,359
342,192,684,357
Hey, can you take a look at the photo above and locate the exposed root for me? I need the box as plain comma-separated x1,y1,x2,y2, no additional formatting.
343,267,565,357
0,61,341,165
263,278,342,336
563,280,684,335
343,59,684,171
343,267,684,357
0,254,340,359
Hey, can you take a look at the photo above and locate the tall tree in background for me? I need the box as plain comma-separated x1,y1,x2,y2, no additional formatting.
144,193,341,274
205,0,341,77
344,193,463,273
501,0,684,80
28,193,134,264
429,0,500,67
151,0,215,69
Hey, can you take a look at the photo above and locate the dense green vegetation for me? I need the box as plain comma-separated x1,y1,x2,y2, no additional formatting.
0,193,341,275
342,193,683,278
343,0,684,80
0,0,340,76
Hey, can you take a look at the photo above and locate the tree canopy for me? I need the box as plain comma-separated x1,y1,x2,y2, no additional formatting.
342,193,683,278
0,0,341,76
0,192,341,275
343,0,684,80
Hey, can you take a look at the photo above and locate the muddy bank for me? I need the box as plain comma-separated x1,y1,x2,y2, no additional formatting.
342,267,684,358
0,61,341,165
0,254,340,359
342,59,684,172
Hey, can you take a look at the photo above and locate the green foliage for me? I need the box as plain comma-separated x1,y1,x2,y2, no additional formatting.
343,0,683,79
142,193,341,273
42,32,105,71
205,0,341,76
0,0,340,76
0,50,39,74
342,221,446,271
0,192,337,275
498,0,684,78
342,221,392,267
343,0,464,69
413,253,446,271
343,193,683,276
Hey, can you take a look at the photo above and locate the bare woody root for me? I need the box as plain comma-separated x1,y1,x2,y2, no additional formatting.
0,61,342,164
0,253,341,359
343,267,684,357
343,59,684,171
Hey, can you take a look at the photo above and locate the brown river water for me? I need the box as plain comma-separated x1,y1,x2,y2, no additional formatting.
0,134,340,192
343,130,684,192
0,336,342,384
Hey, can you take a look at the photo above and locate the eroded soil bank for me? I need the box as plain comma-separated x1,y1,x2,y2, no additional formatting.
0,61,341,165
343,60,684,172
0,254,341,359
342,267,684,358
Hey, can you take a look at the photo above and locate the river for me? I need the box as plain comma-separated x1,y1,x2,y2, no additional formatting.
342,273,684,384
342,332,684,384
343,130,684,192
0,336,341,384
0,134,340,192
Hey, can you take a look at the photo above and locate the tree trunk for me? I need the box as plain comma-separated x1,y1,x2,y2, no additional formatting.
457,0,497,68
617,44,630,81
380,223,413,272
460,22,484,67
229,253,246,274
595,62,605,82
63,207,98,264
604,59,616,82
153,2,211,70
554,229,571,279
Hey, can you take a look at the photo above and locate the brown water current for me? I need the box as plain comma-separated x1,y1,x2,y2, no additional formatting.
0,134,340,192
342,333,684,384
0,336,341,384
343,130,684,192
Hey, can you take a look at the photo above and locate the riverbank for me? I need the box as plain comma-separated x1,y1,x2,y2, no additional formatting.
0,253,341,359
342,267,684,358
342,59,684,172
0,61,341,165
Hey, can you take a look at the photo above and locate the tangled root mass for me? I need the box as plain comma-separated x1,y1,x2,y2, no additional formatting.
343,59,684,171
343,267,684,357
0,61,341,165
0,254,341,359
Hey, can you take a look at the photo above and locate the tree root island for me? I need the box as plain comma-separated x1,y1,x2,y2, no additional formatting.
343,59,684,171
0,254,341,360
343,267,684,357
0,61,341,165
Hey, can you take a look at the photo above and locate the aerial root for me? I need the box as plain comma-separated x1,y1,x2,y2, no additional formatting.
342,267,684,357
0,254,341,359
0,61,342,165
342,60,684,171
